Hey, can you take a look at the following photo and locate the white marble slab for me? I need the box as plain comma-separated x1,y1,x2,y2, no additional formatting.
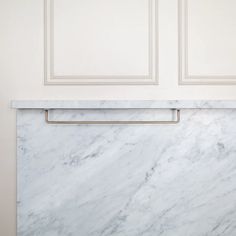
17,108,236,236
12,100,236,109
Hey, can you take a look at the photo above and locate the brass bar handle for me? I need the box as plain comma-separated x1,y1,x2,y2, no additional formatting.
45,109,180,125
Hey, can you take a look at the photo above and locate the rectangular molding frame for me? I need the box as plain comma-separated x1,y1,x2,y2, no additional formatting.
179,0,236,85
44,0,159,85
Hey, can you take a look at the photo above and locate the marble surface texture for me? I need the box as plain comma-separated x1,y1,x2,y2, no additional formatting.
16,107,236,236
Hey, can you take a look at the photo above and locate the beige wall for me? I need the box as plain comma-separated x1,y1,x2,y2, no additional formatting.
1,0,236,235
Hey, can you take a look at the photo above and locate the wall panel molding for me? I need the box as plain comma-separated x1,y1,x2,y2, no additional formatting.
179,0,236,85
44,0,159,85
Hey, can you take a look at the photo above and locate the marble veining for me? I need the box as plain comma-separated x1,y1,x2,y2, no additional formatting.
16,106,236,236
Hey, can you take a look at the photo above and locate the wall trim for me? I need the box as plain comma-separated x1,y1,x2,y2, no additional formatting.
179,0,236,85
44,0,159,85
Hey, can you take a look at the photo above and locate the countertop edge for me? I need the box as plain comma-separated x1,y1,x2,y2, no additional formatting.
11,100,236,109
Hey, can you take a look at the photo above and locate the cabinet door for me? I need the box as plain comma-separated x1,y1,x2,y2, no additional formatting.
45,0,158,85
179,0,236,84
17,109,236,235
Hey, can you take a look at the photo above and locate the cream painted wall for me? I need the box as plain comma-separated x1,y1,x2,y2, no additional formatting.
1,0,236,235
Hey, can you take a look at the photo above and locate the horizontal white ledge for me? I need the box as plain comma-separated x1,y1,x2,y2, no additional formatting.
11,100,236,109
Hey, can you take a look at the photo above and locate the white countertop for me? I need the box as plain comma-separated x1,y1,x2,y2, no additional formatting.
11,100,236,109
